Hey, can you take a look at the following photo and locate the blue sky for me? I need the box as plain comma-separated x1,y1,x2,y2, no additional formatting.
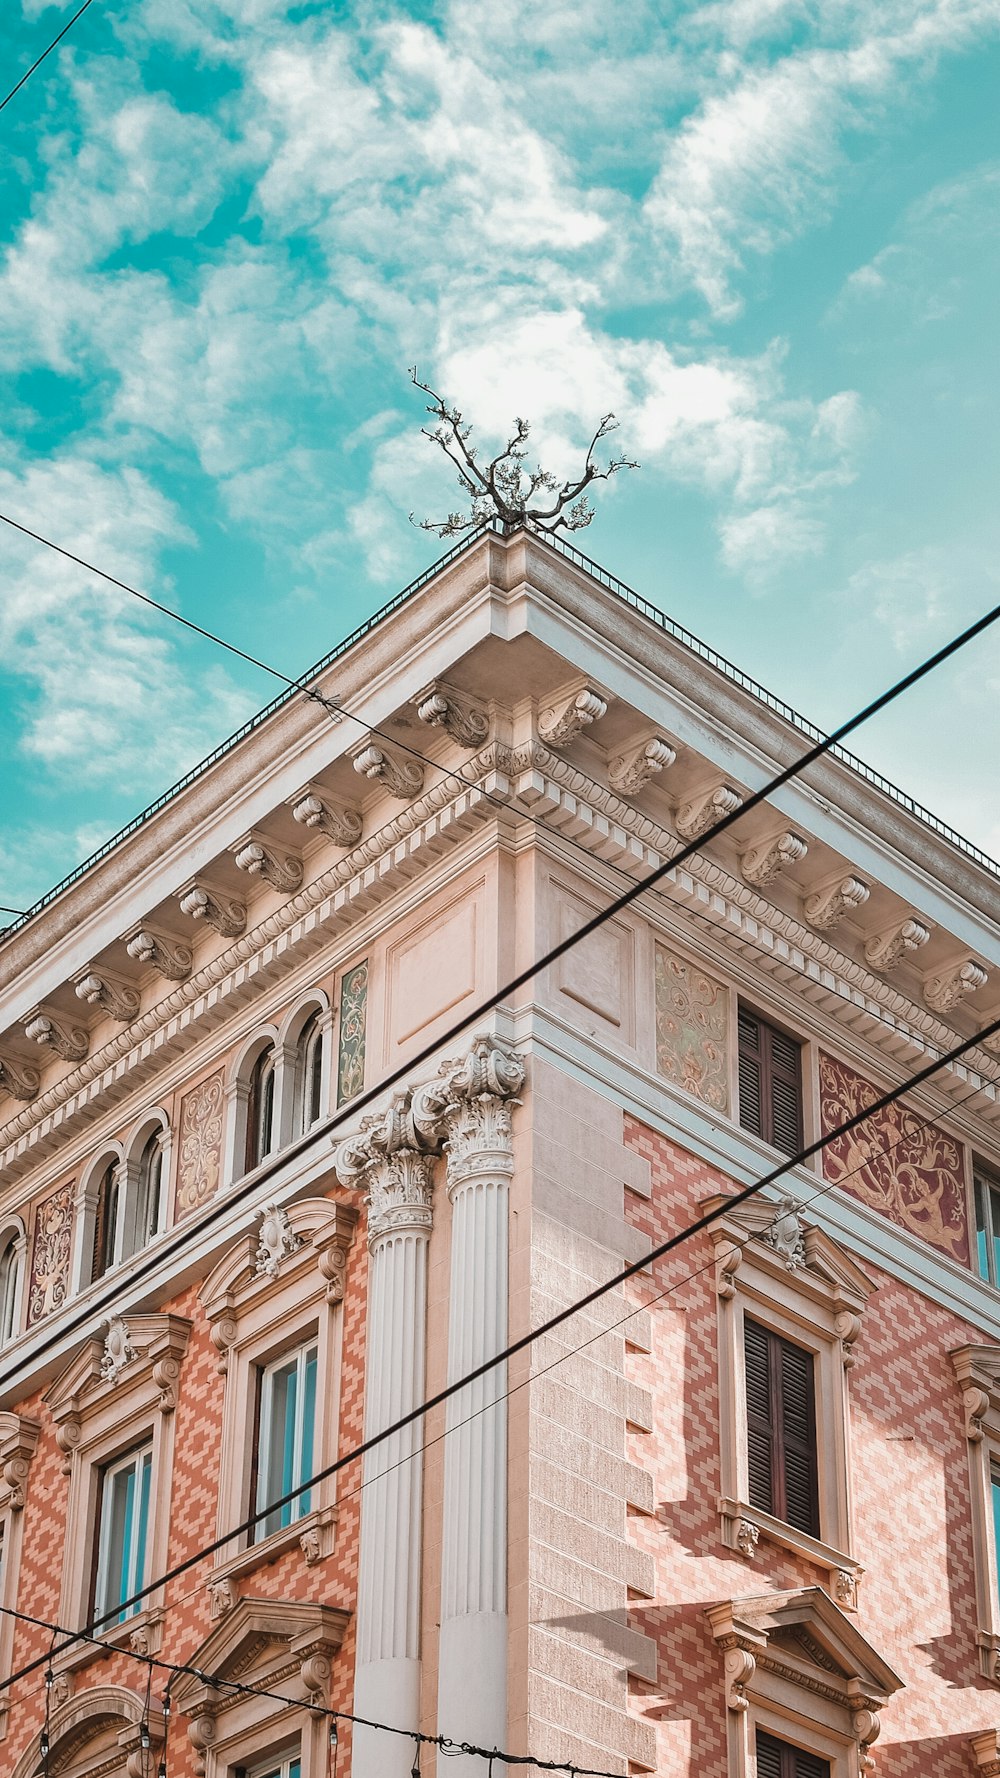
1,0,999,913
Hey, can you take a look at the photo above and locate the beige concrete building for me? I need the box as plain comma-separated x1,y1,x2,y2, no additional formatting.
0,528,998,1778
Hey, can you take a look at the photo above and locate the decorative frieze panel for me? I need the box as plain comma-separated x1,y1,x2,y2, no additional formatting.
175,1071,225,1218
337,960,368,1105
27,1179,74,1325
653,944,729,1112
818,1050,969,1262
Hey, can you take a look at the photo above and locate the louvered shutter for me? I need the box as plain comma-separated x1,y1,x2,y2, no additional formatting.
737,1008,764,1139
756,1734,830,1778
795,1752,831,1778
755,1734,785,1778
744,1316,774,1515
779,1336,820,1536
768,1025,803,1155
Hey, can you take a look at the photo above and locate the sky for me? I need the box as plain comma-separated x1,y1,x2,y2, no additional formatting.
1,0,999,916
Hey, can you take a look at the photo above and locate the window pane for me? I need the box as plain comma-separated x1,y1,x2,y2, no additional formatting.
991,1186,1000,1293
256,1346,318,1541
0,1240,18,1345
976,1178,991,1282
97,1447,151,1624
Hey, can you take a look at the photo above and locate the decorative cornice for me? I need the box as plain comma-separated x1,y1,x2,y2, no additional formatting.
415,681,490,748
537,685,608,748
924,957,989,1015
607,736,676,798
177,883,246,938
740,829,808,887
22,1010,87,1063
290,787,364,848
231,832,303,894
864,917,931,972
124,925,193,981
804,875,870,932
675,782,742,840
351,737,424,799
72,970,140,1022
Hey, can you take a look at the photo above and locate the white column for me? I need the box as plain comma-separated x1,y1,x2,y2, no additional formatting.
335,1113,436,1778
430,1040,524,1760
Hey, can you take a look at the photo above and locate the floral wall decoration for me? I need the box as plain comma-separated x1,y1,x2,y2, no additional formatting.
175,1071,224,1218
27,1179,74,1324
338,959,369,1106
819,1051,968,1263
654,944,729,1112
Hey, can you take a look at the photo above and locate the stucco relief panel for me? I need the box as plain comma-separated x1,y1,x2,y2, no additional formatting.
654,944,729,1112
338,959,368,1105
818,1050,969,1263
27,1179,74,1324
175,1070,224,1218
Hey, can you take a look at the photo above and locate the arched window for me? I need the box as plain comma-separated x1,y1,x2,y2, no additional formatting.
135,1132,163,1250
0,1231,23,1347
91,1160,122,1283
292,1011,324,1139
246,1048,276,1173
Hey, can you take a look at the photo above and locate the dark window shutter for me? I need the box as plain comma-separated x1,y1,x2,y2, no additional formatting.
756,1734,829,1778
738,1005,802,1154
744,1317,819,1538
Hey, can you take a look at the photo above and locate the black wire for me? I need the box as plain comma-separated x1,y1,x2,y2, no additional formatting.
0,0,99,116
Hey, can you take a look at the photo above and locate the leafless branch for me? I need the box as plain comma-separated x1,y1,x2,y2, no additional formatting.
408,367,638,538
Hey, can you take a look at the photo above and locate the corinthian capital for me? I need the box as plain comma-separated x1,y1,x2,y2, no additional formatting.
333,1092,435,1244
412,1035,525,1193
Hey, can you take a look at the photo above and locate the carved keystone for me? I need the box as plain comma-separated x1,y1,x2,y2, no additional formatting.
351,739,424,799
232,832,303,894
538,685,608,748
740,829,808,887
675,783,743,842
22,1010,87,1063
0,1055,40,1101
924,958,989,1015
290,789,363,849
804,875,871,931
864,917,931,973
178,883,246,938
415,681,490,748
608,736,676,797
125,925,193,981
72,969,140,1022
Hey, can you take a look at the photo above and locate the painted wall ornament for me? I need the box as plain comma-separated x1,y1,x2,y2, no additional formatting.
654,945,729,1112
818,1051,968,1262
337,960,368,1105
175,1072,225,1217
27,1179,74,1324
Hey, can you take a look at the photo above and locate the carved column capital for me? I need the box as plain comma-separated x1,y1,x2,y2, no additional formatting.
335,1094,436,1244
72,969,140,1022
178,883,246,937
125,925,193,981
411,1035,524,1195
290,787,363,848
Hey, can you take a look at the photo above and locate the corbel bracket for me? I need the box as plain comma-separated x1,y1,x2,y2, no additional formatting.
22,1009,87,1063
924,957,989,1015
863,917,931,973
414,680,490,748
740,829,808,887
178,883,246,938
608,736,676,797
0,1054,40,1101
351,738,424,799
804,874,871,931
232,831,303,894
125,925,193,981
538,685,608,748
72,968,140,1022
290,788,363,848
675,782,742,841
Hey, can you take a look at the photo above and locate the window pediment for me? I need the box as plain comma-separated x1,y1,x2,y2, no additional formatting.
171,1595,351,1722
10,1684,165,1778
704,1192,876,1329
707,1585,903,1713
43,1313,192,1450
199,1197,357,1335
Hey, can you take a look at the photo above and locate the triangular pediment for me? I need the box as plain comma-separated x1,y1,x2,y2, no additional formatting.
703,1191,876,1308
170,1595,351,1716
708,1586,902,1704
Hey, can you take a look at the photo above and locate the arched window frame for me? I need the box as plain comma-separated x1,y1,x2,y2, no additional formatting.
0,1217,27,1350
73,1146,126,1292
278,993,333,1149
224,1028,281,1185
121,1110,172,1258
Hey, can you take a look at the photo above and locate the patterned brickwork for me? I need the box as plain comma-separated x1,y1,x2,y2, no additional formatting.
2,1185,367,1777
622,1115,1000,1777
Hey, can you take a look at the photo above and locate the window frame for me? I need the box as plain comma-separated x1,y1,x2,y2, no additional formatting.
737,1002,805,1156
200,1197,356,1606
252,1340,319,1545
708,1190,873,1599
951,1343,1000,1680
42,1313,191,1676
0,1219,26,1350
0,1412,40,1742
974,1165,1000,1289
92,1440,153,1627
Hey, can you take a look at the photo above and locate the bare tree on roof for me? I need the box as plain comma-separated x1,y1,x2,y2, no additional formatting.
408,367,638,539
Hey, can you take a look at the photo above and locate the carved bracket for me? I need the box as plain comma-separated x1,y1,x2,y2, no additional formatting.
415,681,490,747
740,829,809,887
538,685,608,748
675,783,742,841
971,1729,1000,1775
608,736,676,797
351,739,424,799
735,1518,759,1560
72,970,140,1022
178,884,246,938
0,1054,40,1101
22,1010,87,1063
864,917,931,973
853,1706,881,1771
924,958,989,1015
125,926,193,981
290,788,363,849
232,832,303,894
804,875,871,931
724,1643,756,1709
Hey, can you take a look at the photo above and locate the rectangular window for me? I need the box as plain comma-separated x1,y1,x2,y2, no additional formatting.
756,1731,830,1778
247,1756,301,1778
744,1317,820,1538
253,1344,318,1543
93,1444,152,1625
738,1007,803,1155
975,1169,1000,1287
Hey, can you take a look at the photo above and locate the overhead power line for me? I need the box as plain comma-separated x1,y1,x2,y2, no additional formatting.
0,0,99,116
2,1003,997,1699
